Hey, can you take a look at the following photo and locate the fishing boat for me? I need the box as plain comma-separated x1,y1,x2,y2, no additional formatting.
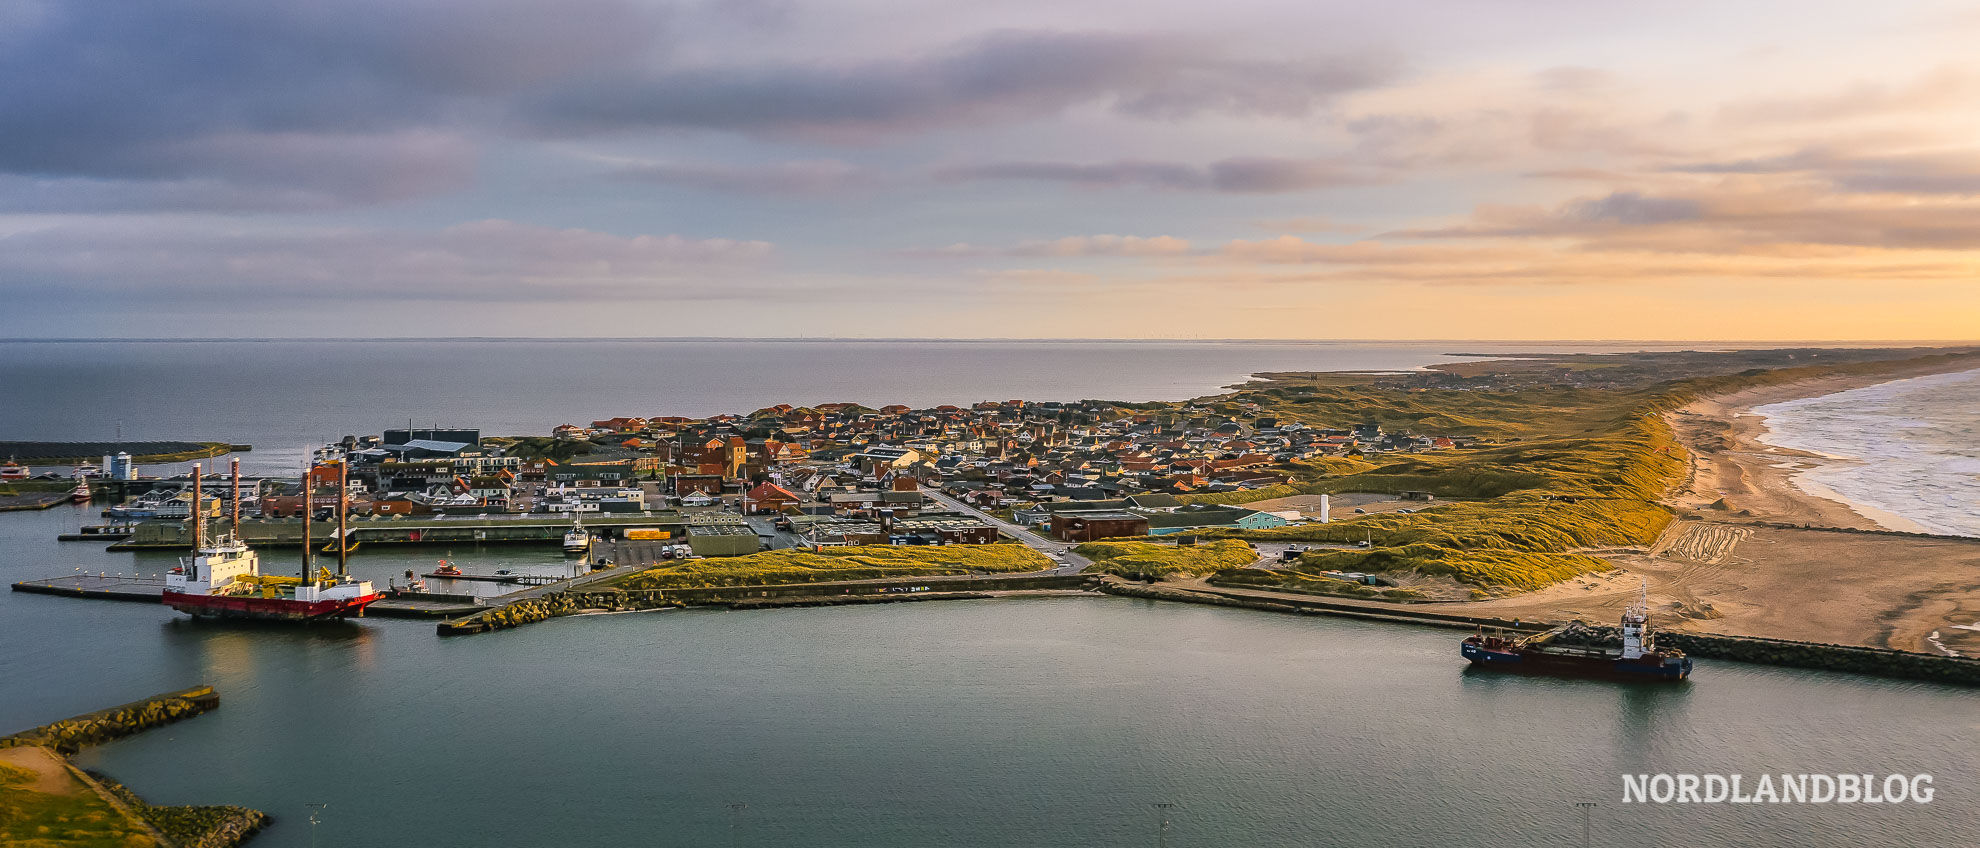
1461,583,1692,681
432,559,464,577
563,517,591,554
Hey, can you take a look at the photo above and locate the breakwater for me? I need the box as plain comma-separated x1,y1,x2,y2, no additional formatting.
1662,632,1980,687
1,685,220,755
438,574,1098,635
89,769,268,848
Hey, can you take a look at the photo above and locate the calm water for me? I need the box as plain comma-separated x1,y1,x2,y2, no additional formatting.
2,506,1974,847
5,338,1705,474
1754,368,1980,537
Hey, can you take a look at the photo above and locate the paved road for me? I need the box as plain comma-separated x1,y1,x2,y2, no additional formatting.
920,489,1092,574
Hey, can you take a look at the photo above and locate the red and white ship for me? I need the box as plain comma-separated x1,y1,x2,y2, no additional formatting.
162,458,380,621
162,531,381,621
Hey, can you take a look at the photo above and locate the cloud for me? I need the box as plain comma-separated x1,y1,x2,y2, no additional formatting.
608,159,880,194
1664,148,1980,195
1716,68,1971,125
901,235,1192,258
0,0,663,210
524,29,1397,139
938,155,1381,193
0,218,773,300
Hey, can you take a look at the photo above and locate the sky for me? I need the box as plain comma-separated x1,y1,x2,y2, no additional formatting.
4,0,1980,340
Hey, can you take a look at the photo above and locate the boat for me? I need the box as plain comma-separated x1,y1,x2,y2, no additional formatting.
105,488,175,518
1461,584,1692,681
432,559,464,577
162,460,380,622
563,518,591,554
69,482,91,503
0,460,27,480
162,531,381,621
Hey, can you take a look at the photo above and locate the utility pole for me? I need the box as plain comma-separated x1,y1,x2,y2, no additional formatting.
301,459,313,580
1576,801,1597,848
1152,802,1176,848
726,802,746,848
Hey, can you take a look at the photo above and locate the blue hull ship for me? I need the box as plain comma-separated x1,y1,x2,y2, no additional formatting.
1462,583,1692,682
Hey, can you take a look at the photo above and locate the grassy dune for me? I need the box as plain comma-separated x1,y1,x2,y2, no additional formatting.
1075,539,1259,577
616,544,1051,590
1193,353,1980,591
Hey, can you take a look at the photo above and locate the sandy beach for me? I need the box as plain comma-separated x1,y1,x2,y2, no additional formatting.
1439,360,1980,656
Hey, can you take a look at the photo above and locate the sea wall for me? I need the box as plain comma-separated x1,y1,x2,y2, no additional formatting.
1662,632,1980,687
1,685,220,755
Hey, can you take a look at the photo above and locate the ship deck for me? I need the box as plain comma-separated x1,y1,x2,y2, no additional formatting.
11,574,481,619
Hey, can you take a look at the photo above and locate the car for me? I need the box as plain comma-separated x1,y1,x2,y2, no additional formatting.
1353,508,1366,514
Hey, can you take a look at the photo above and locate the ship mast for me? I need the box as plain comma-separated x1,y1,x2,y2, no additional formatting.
190,463,204,552
301,459,313,580
230,457,242,535
1621,579,1650,659
337,456,349,578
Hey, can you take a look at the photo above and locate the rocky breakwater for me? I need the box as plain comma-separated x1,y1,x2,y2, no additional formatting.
1,685,220,755
3,685,268,847
436,590,679,635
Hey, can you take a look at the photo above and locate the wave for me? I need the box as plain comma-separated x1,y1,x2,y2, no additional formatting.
1753,368,1980,537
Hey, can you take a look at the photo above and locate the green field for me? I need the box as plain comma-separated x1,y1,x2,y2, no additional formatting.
615,544,1051,590
1075,539,1259,577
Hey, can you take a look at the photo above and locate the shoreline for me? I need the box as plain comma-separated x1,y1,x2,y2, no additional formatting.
1664,361,1980,531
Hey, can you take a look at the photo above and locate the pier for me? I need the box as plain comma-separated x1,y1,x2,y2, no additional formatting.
99,512,691,551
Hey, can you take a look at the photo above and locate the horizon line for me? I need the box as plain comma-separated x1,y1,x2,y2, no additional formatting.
4,337,1978,346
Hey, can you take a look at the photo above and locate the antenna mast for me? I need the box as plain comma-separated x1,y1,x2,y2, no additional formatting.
190,463,204,551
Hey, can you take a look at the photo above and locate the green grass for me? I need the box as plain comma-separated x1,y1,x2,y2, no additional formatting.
0,760,158,848
1075,539,1259,577
616,544,1051,590
1191,355,1980,591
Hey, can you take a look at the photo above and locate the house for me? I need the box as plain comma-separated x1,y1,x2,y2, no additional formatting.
1049,511,1149,543
741,482,802,514
1144,505,1288,535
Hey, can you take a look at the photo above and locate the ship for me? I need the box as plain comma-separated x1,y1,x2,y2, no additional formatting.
1461,584,1692,681
162,532,381,621
161,459,380,621
563,517,591,554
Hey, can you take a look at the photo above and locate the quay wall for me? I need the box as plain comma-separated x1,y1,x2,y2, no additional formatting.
109,513,693,550
1,685,220,755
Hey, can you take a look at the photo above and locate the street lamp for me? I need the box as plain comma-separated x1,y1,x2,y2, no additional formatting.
1152,802,1176,848
1575,801,1597,848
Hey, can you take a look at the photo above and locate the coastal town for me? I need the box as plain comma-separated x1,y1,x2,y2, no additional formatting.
42,398,1462,557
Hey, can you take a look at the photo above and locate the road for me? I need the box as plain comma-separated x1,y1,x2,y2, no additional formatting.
920,489,1092,573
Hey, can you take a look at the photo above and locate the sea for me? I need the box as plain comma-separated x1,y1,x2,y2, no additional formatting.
1753,368,1980,537
2,340,1976,846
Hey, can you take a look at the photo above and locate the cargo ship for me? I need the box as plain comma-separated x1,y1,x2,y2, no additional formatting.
1461,585,1692,681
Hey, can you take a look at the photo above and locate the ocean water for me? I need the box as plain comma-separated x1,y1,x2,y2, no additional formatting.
1753,368,1980,537
0,507,1971,848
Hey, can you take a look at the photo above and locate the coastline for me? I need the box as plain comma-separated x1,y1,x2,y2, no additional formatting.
1664,361,1980,532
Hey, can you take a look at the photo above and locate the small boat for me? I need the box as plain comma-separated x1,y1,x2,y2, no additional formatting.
433,559,464,577
69,482,91,503
563,518,591,554
0,460,27,480
1461,583,1692,682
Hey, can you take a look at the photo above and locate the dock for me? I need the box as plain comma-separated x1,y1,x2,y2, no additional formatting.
10,575,482,619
